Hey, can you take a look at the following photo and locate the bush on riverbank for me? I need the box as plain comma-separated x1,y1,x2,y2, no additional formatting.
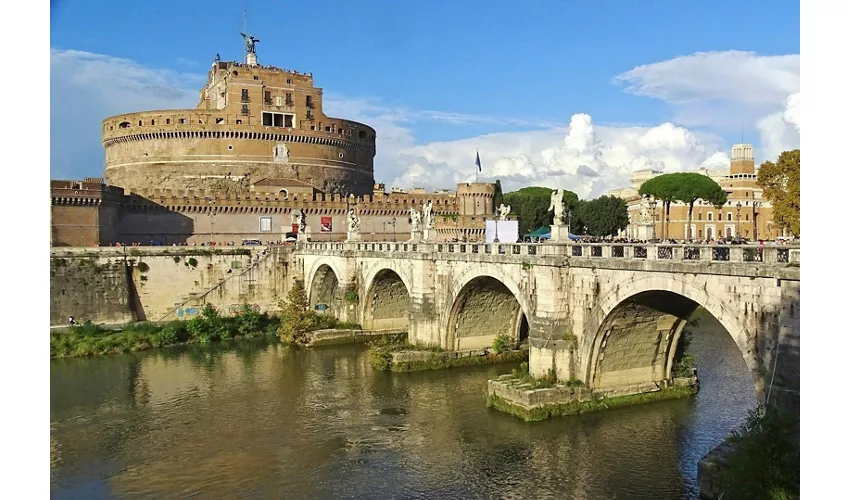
51,305,280,358
276,280,360,344
366,337,444,371
718,404,800,500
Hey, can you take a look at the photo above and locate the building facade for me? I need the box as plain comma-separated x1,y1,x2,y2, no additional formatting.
609,144,783,241
51,34,497,246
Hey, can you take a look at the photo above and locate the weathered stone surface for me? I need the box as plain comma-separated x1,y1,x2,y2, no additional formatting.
304,328,406,347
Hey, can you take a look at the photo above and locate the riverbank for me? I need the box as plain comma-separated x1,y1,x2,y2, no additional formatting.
50,304,358,358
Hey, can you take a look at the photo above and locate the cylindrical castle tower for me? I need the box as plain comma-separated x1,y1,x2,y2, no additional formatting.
456,183,496,216
730,144,755,175
101,44,376,196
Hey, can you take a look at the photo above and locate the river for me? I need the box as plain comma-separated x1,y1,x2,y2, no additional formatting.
50,308,757,499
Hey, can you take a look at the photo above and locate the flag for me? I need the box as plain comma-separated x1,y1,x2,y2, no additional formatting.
475,150,482,172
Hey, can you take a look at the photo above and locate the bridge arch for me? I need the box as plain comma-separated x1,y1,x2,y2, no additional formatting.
360,266,412,330
445,268,531,351
306,260,344,318
583,275,760,397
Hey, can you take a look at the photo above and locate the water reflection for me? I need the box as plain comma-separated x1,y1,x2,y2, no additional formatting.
51,308,756,499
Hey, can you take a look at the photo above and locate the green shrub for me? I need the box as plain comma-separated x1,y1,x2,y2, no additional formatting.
156,321,188,345
672,354,697,378
344,289,358,303
173,256,181,263
566,378,585,387
719,404,799,500
492,334,512,354
137,262,150,273
187,258,198,268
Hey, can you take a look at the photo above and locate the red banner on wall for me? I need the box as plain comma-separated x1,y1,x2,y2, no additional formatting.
321,217,333,232
291,223,299,234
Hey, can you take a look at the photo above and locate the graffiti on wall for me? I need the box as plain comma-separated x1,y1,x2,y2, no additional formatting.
229,303,261,314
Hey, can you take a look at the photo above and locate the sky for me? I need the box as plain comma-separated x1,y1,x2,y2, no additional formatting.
49,0,800,198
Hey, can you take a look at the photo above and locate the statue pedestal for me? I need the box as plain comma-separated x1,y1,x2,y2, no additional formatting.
409,230,422,242
637,223,655,240
422,228,436,243
550,224,571,242
346,231,362,242
297,228,310,242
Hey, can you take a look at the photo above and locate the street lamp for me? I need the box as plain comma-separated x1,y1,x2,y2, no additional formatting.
648,198,658,240
493,215,500,243
752,201,760,242
735,201,742,238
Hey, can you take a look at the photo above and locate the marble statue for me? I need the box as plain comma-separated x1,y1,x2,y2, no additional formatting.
547,189,566,226
497,204,512,221
409,206,422,232
422,201,434,229
347,209,360,233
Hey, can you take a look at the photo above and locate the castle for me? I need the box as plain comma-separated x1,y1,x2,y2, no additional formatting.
51,34,496,246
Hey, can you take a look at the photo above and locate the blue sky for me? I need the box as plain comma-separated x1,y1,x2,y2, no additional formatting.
50,0,800,197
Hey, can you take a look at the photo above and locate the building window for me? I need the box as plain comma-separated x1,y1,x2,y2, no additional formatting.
286,79,291,84
264,90,271,104
166,119,171,124
285,93,293,105
241,104,249,115
306,95,313,108
253,75,259,80
262,111,294,127
708,213,713,221
215,117,225,124
745,214,749,221
178,118,186,124
727,213,733,221
259,216,272,232
698,212,702,221
241,89,249,102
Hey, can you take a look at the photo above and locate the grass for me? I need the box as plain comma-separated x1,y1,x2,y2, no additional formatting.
51,305,287,358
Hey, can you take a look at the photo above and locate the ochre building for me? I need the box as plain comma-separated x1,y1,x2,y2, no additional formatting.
609,144,785,241
51,35,497,246
102,49,376,196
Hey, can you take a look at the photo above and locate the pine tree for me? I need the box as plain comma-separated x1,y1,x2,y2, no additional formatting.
277,279,315,343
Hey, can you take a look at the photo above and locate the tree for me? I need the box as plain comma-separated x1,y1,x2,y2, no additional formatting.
493,179,504,211
277,279,316,343
670,172,727,241
757,149,800,237
578,196,629,237
638,175,678,239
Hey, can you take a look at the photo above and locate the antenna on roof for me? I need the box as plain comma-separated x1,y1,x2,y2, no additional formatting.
243,0,248,35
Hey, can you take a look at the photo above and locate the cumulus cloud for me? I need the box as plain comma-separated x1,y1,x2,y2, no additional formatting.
614,50,800,160
51,48,798,199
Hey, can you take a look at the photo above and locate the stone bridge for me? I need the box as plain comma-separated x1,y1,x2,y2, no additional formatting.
295,241,800,414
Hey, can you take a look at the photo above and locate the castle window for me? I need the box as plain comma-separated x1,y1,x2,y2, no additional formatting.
259,216,272,232
311,126,315,131
306,95,313,108
264,91,271,104
216,118,224,124
138,120,142,126
119,121,130,128
151,120,155,125
228,145,234,150
286,79,291,84
166,119,171,124
236,119,242,124
241,89,249,103
359,130,366,139
262,112,294,128
285,93,293,105
325,126,331,132
178,118,186,124
253,75,259,80
241,104,249,115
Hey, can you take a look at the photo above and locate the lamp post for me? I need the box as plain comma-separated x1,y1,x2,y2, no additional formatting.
493,215,500,243
648,198,658,240
753,201,760,242
736,201,742,239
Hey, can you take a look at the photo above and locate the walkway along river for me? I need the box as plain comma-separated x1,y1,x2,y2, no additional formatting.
50,308,756,499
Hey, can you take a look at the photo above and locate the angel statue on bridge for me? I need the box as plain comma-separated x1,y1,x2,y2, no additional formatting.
547,189,566,226
409,206,422,232
347,209,360,233
497,204,512,221
421,201,434,229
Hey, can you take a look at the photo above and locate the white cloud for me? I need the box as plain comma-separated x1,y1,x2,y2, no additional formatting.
51,48,799,200
50,49,203,179
613,50,800,161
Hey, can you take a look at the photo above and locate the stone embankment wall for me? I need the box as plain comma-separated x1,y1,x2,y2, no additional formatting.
50,246,293,326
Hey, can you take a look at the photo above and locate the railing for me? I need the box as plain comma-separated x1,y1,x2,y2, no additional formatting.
295,241,800,265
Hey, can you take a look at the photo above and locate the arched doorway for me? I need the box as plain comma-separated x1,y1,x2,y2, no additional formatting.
308,264,343,318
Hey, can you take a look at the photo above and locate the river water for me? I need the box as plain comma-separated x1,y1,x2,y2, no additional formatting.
50,309,757,499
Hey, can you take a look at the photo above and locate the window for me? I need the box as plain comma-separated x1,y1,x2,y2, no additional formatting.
325,126,331,132
215,117,224,124
178,118,186,124
236,119,242,124
139,120,142,126
262,112,294,127
253,75,259,80
264,90,271,103
727,213,733,221
286,79,291,84
241,89,249,102
698,212,702,221
306,95,313,108
166,119,171,124
241,104,249,115
285,93,293,105
745,214,749,221
119,121,130,128
708,213,713,221
259,216,272,232
359,130,366,139
151,119,155,125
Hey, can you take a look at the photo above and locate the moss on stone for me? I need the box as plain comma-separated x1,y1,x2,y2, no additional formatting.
485,384,698,422
389,349,528,372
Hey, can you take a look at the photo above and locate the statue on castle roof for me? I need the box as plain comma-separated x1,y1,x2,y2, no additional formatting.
497,203,512,221
241,32,260,54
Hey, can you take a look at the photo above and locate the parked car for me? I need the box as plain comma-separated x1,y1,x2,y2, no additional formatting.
242,239,262,246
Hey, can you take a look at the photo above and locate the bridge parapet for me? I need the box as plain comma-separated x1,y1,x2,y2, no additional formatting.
296,241,799,271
